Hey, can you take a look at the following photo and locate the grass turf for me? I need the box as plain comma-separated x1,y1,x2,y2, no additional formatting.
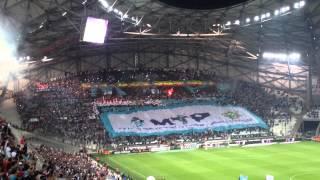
94,142,320,180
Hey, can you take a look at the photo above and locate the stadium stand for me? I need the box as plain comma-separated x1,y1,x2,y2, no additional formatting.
0,116,127,179
13,69,301,150
1,0,319,179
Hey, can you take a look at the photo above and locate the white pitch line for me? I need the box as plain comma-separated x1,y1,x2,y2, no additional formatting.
289,171,316,180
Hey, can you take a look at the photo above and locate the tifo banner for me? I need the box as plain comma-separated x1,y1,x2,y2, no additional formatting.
100,103,267,137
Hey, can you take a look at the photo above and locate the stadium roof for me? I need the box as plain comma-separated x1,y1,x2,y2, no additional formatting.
158,0,250,10
1,0,319,71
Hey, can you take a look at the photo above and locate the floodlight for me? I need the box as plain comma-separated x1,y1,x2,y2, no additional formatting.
108,7,113,12
274,10,280,16
262,52,301,62
225,21,231,26
62,11,67,16
254,16,260,21
41,56,54,62
82,17,108,44
246,18,251,23
280,6,290,13
266,12,271,18
294,1,305,9
234,20,240,25
261,14,266,19
289,53,301,60
98,0,109,8
113,8,119,14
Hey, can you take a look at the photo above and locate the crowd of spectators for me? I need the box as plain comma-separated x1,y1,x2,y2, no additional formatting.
35,145,127,180
0,116,126,179
304,105,320,120
14,68,302,149
0,117,38,180
65,68,216,83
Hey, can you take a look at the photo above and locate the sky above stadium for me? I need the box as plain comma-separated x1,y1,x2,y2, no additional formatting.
159,0,249,9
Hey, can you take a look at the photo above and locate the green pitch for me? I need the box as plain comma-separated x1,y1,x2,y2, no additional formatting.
95,142,320,180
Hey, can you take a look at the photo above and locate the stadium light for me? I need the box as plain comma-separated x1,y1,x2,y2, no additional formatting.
108,7,113,12
254,16,260,22
280,6,290,14
274,9,280,16
266,12,271,18
234,20,240,25
98,0,109,8
113,8,119,14
246,18,251,23
41,56,54,62
98,0,138,25
294,1,305,9
225,21,231,26
62,11,67,16
288,52,301,60
262,52,301,62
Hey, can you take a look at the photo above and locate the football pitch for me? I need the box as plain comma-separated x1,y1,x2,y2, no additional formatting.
95,142,320,180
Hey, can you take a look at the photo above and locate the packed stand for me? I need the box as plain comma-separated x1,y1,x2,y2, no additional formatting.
0,118,52,179
35,145,128,180
304,105,320,120
14,68,302,149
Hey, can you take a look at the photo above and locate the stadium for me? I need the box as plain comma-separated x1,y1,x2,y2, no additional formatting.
0,0,320,179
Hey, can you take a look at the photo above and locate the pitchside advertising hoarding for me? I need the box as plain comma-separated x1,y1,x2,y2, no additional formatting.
100,103,268,137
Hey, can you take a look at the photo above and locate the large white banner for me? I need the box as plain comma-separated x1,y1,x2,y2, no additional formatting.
101,105,267,137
